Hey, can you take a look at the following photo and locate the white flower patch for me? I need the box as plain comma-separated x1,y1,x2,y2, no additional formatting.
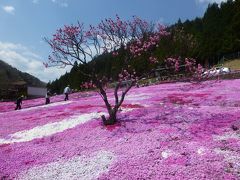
197,147,205,155
21,101,73,112
120,108,134,113
18,150,115,180
213,131,240,141
126,93,150,101
161,150,172,159
0,112,106,145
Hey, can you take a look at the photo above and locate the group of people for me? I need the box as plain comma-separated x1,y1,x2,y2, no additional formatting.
15,85,71,110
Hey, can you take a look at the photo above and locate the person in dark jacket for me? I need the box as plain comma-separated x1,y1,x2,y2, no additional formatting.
45,91,51,104
15,95,24,110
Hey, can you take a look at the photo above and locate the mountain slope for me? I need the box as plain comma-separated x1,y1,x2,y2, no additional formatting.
0,59,46,88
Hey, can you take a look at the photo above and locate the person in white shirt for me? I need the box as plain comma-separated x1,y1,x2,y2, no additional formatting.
64,85,71,101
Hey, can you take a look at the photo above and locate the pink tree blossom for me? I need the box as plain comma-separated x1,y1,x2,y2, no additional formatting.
44,15,169,125
164,57,205,81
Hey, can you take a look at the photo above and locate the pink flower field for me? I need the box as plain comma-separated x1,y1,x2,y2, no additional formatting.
1,79,240,179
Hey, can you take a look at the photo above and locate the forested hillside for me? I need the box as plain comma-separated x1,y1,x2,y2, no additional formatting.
0,60,46,88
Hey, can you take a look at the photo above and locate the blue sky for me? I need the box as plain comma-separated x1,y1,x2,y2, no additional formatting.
0,0,226,82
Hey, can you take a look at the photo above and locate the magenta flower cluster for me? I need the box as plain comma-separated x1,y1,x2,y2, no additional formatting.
0,79,240,179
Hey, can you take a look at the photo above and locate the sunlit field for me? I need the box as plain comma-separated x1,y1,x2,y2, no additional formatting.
1,79,240,179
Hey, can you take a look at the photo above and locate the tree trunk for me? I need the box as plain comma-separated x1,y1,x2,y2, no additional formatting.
101,109,117,125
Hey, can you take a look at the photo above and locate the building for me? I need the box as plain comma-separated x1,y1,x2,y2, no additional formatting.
27,86,47,97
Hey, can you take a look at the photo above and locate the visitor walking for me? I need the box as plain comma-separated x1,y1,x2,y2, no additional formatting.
15,95,24,110
64,85,71,101
45,91,51,104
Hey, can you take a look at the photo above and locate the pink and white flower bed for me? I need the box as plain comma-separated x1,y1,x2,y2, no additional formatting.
1,79,240,179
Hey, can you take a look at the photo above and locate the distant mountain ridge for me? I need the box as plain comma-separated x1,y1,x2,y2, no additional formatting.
0,59,46,88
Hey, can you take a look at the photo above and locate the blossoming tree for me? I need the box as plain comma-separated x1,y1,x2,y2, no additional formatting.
165,57,204,81
44,15,169,125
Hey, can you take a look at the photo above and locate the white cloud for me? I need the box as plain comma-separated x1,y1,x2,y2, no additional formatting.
34,0,68,7
0,42,71,82
32,0,39,4
2,5,15,14
196,0,227,4
54,0,68,8
60,2,68,7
